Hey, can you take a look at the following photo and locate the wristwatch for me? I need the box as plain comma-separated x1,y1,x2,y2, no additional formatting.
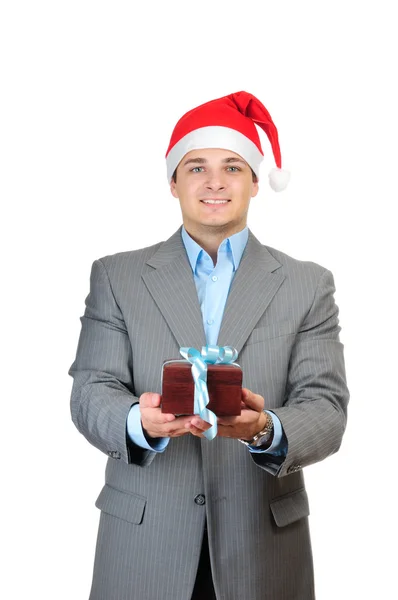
239,410,274,448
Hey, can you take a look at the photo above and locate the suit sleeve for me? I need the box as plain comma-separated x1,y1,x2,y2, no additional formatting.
68,258,156,467
251,268,349,477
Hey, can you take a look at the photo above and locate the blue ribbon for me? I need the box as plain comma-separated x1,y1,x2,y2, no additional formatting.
179,345,239,441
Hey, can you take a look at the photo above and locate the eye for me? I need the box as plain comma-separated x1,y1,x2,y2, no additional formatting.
227,166,240,172
191,166,204,173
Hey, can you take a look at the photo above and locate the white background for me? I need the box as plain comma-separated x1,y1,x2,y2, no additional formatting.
1,1,397,598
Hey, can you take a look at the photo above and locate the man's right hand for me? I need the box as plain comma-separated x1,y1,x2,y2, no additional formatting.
139,392,194,439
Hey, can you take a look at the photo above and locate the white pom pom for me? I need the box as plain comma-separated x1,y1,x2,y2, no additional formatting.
268,168,291,192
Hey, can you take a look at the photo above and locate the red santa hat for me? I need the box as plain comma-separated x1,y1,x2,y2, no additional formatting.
165,91,290,192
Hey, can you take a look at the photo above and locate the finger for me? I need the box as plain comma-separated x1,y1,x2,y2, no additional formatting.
165,417,200,436
216,424,236,438
155,415,193,430
140,392,161,409
217,415,239,426
189,416,212,431
149,418,194,438
168,427,193,437
217,424,250,439
141,406,176,425
187,425,206,438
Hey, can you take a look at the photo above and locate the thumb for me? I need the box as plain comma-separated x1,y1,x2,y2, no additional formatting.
140,392,161,408
242,387,252,403
151,393,161,407
242,388,263,410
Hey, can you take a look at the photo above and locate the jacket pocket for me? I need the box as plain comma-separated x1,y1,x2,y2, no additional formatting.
95,484,146,525
270,488,309,527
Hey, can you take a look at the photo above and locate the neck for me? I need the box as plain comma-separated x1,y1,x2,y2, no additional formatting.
183,221,247,264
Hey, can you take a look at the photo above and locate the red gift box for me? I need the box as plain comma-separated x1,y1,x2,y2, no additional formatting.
161,359,242,417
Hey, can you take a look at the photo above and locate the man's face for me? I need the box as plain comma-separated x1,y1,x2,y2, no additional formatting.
170,148,259,234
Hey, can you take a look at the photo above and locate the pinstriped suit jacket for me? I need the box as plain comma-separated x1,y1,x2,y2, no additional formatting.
68,225,349,600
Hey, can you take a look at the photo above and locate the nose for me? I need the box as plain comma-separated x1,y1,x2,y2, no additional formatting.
205,172,226,192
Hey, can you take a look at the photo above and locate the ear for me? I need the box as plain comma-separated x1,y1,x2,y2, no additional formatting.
251,180,259,198
170,178,179,199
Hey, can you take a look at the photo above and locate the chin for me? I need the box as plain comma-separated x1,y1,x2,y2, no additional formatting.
200,219,233,228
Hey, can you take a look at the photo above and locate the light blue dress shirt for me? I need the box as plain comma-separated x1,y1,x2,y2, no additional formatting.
127,225,287,458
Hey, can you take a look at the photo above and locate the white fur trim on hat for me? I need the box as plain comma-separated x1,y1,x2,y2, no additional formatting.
268,168,291,192
166,126,264,182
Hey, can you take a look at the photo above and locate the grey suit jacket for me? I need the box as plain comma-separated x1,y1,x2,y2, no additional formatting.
68,225,349,600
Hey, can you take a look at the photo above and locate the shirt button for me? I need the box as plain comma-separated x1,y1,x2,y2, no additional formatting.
194,494,206,506
211,275,218,281
207,319,214,325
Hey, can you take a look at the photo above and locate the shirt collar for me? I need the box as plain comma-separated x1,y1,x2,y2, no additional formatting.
181,225,249,274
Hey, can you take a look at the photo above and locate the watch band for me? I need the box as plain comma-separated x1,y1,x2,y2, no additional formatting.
239,410,274,448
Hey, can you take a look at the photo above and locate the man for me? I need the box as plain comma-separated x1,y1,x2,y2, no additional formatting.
68,91,349,600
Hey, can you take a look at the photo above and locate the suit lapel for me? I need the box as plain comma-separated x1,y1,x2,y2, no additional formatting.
142,226,285,354
217,230,285,353
142,227,207,350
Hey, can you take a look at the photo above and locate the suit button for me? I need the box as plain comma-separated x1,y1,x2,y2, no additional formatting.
108,450,121,459
287,465,299,473
194,494,206,505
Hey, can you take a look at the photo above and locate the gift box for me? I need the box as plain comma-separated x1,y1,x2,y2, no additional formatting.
161,358,242,417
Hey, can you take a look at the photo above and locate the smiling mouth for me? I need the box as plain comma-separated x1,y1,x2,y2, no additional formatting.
200,199,231,204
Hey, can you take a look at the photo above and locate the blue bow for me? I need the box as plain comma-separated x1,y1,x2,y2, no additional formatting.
179,345,239,440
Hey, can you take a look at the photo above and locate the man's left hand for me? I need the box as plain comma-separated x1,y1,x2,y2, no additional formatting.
186,387,267,440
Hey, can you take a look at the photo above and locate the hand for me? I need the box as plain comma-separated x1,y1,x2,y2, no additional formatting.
187,388,267,440
139,393,194,439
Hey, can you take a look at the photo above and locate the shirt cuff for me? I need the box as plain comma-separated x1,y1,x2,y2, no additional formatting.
248,411,287,455
127,404,170,453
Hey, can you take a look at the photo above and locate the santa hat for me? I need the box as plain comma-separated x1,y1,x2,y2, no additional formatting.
165,91,290,192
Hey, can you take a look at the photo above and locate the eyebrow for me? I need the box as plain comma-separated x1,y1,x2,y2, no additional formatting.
182,157,248,167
